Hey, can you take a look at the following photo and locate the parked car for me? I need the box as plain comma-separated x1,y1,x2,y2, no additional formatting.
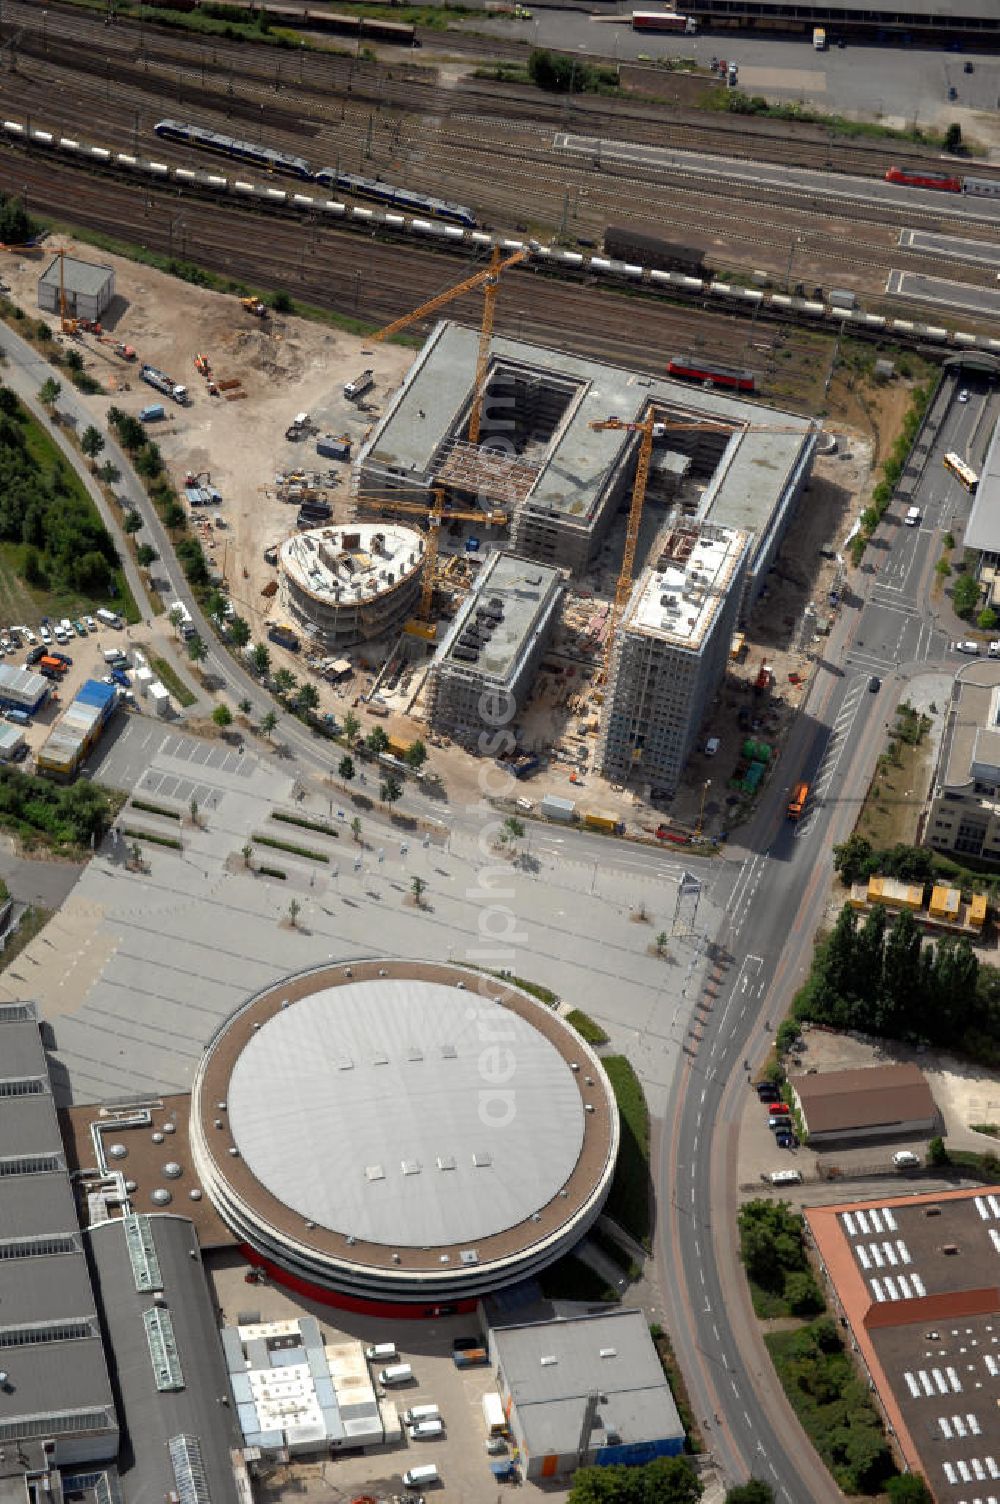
84,615,97,632
989,641,1000,658
38,626,51,645
959,388,970,402
868,676,881,692
893,1150,921,1168
50,652,72,667
954,640,980,655
26,646,45,665
704,736,720,757
73,620,87,637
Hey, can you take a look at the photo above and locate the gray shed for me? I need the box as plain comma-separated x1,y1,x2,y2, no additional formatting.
38,254,115,322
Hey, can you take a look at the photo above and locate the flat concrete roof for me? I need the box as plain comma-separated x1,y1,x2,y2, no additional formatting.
692,0,998,17
791,1063,936,1137
39,255,113,296
808,1189,1000,1504
280,522,423,607
492,1309,683,1456
935,664,1000,792
627,524,748,652
225,974,586,1248
435,549,563,684
965,419,1000,554
362,322,815,535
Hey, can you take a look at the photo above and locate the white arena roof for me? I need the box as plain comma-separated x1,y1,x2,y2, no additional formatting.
227,977,585,1248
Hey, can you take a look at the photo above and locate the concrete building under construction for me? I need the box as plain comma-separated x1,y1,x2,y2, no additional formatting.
598,523,750,797
426,551,565,744
358,322,816,608
279,522,425,650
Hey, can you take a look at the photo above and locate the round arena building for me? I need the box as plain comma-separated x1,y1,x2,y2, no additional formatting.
280,522,425,651
190,959,619,1314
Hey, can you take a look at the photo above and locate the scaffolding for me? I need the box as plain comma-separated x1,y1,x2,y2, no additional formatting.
433,436,540,507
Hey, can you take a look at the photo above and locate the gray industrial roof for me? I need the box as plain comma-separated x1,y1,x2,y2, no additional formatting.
39,255,113,296
362,321,816,537
226,976,586,1248
88,1214,241,1504
0,1005,117,1454
964,419,1000,554
491,1309,684,1456
435,550,563,683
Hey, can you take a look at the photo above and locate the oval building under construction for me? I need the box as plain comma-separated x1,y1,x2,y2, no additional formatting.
279,521,425,650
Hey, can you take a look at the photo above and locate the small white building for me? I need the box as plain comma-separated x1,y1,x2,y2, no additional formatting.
38,254,115,323
148,681,171,718
134,666,155,698
0,723,26,760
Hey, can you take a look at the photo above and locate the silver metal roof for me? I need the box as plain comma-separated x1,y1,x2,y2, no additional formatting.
226,978,586,1248
491,1309,683,1455
39,255,114,297
965,419,1000,554
88,1215,241,1504
435,550,564,683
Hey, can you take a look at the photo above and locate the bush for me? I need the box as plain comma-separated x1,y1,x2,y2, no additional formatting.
0,768,118,849
120,826,183,850
253,832,329,863
129,798,180,820
953,571,981,617
566,1007,609,1045
257,864,287,879
271,809,339,838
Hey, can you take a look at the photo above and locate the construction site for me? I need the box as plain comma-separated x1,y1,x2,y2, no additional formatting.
0,233,870,831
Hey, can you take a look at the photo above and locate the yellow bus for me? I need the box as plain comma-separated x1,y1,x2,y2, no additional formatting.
944,451,979,492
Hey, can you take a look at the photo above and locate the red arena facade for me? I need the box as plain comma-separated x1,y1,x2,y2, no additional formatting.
190,959,619,1315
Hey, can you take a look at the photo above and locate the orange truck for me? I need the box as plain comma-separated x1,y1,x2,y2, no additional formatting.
787,782,809,820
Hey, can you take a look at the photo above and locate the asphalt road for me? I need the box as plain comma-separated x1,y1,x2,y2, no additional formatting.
659,366,1000,1497
556,132,1000,224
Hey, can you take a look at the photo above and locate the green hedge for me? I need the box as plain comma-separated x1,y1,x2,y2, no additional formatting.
566,1007,609,1045
121,826,182,850
602,1055,651,1247
272,809,340,838
258,864,287,880
254,833,329,863
130,798,181,820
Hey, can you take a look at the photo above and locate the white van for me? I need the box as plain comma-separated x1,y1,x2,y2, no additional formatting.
402,1404,440,1426
768,1169,802,1186
402,1464,439,1488
482,1390,507,1437
377,1363,413,1386
365,1342,397,1363
95,607,122,627
408,1419,444,1440
905,506,921,526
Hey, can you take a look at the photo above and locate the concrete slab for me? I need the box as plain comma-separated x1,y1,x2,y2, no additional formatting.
899,227,1000,267
886,269,1000,319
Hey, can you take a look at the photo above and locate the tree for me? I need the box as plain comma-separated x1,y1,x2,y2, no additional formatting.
116,413,146,451
832,833,875,886
189,796,200,827
212,703,233,728
350,815,362,843
978,607,998,631
241,841,254,869
342,709,360,743
885,1475,934,1503
338,755,355,782
410,874,426,907
23,547,43,587
81,425,105,465
366,726,390,756
136,543,157,567
928,1135,949,1166
0,386,18,416
380,775,402,805
123,510,143,534
503,815,525,845
252,642,271,677
944,121,963,154
187,633,207,664
569,1457,701,1504
238,698,252,716
273,667,297,698
655,929,669,957
287,896,301,928
168,606,185,637
272,290,293,313
953,571,981,617
229,615,250,648
296,682,319,713
784,1269,824,1316
404,738,427,770
260,709,278,739
725,1485,774,1504
38,376,61,407
98,460,120,486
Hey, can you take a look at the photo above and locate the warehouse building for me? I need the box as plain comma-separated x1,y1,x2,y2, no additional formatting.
790,1063,937,1146
88,1212,242,1504
38,255,115,324
807,1188,1000,1504
488,1309,685,1480
0,662,49,714
358,321,816,603
426,550,565,744
0,1001,118,1465
684,0,998,43
925,662,1000,865
280,522,426,650
598,522,750,796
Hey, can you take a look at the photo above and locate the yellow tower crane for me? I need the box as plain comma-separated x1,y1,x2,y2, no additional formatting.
590,415,833,685
50,247,77,335
373,244,533,446
354,488,507,622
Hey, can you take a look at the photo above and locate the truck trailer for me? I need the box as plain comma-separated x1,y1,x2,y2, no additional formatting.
141,364,189,405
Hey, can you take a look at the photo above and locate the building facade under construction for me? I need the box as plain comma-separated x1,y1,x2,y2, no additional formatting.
426,551,564,745
598,523,750,797
279,522,425,650
357,322,816,610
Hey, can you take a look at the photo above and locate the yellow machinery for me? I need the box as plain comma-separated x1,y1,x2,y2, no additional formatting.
590,415,836,685
373,245,532,445
354,487,506,622
50,247,77,335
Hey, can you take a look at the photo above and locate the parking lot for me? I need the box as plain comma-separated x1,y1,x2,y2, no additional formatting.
208,1253,570,1503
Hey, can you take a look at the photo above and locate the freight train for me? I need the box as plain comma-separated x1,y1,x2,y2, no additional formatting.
139,0,417,46
153,119,476,223
884,165,1000,197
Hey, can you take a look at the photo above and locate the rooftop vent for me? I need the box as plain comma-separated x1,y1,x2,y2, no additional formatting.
600,1348,617,1358
366,1165,385,1182
437,1156,457,1171
540,1356,557,1367
401,1160,421,1176
441,1044,457,1059
473,1152,492,1168
459,1249,480,1265
942,1244,960,1255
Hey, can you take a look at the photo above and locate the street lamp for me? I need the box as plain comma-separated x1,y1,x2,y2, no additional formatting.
784,233,804,293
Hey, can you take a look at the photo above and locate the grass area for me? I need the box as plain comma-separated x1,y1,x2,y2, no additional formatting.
565,1007,609,1046
0,904,52,967
855,710,935,851
129,798,181,820
538,1253,619,1305
271,809,340,838
253,832,329,863
146,655,197,709
602,1055,652,1248
650,1325,703,1454
471,967,559,1006
765,1319,894,1494
971,1123,1000,1138
701,87,978,152
121,826,183,850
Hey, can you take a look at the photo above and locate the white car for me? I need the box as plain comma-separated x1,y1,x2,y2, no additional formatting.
84,616,97,633
954,640,980,655
704,736,721,757
959,389,970,403
893,1150,921,1169
39,626,51,645
989,641,1000,658
23,628,36,645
